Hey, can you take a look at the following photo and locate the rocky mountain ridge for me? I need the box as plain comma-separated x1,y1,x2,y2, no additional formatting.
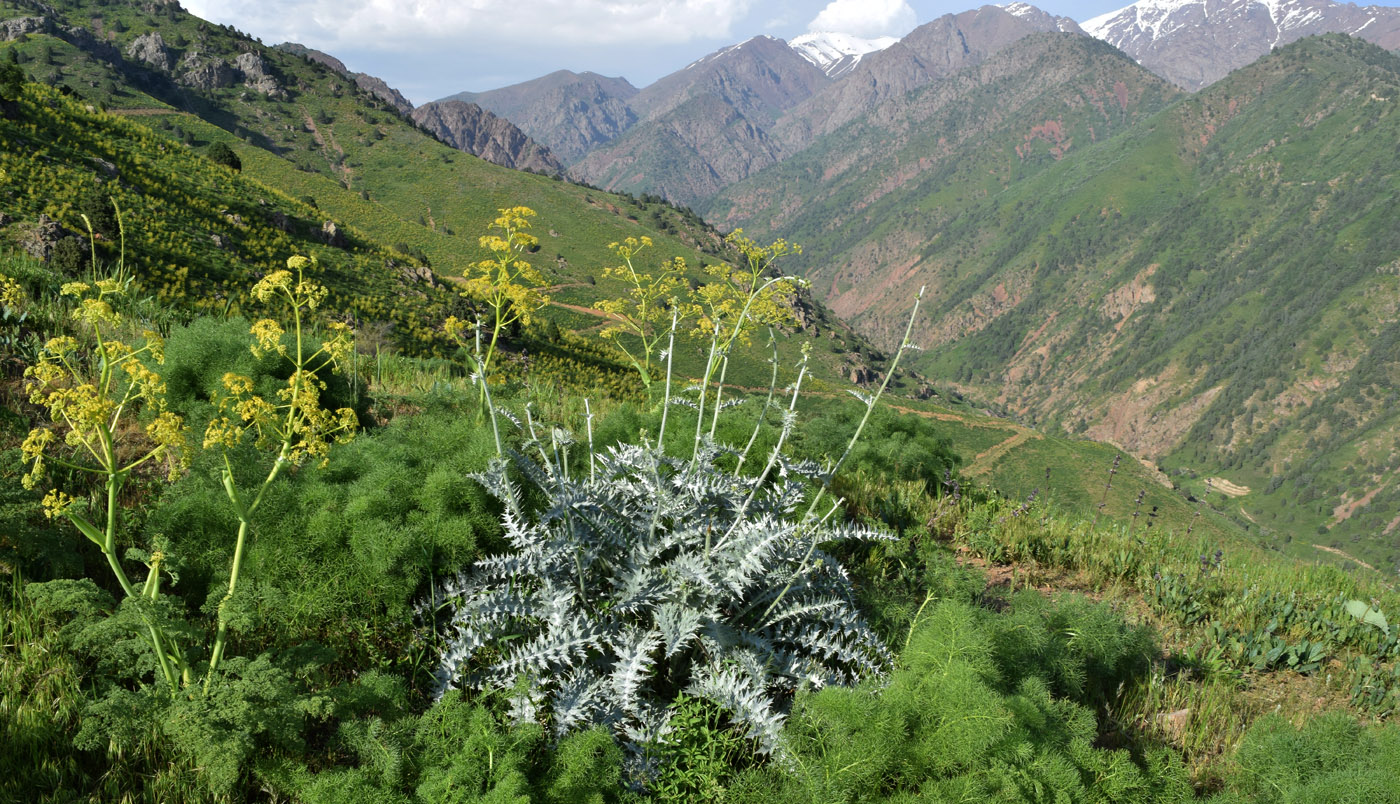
273,42,414,116
409,100,563,175
443,70,639,164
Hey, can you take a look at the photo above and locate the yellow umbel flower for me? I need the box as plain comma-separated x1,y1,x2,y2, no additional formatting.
0,273,23,310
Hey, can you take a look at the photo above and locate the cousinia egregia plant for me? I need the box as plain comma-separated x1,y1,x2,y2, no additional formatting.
423,282,927,772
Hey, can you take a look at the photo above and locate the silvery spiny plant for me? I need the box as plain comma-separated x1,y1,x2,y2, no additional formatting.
423,283,926,768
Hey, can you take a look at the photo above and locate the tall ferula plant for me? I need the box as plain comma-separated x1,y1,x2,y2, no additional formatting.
593,235,687,397
446,206,550,384
21,254,356,693
425,279,927,769
201,254,357,689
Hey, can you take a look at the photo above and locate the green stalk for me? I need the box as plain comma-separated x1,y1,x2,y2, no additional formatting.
735,330,780,473
764,288,924,621
799,286,924,528
655,314,677,451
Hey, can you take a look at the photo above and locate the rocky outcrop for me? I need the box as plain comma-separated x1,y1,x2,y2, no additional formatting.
19,215,79,262
125,31,173,72
351,73,411,115
274,42,413,115
410,100,563,174
442,70,638,164
321,220,347,248
2,16,53,40
396,261,438,288
233,50,285,97
178,51,238,90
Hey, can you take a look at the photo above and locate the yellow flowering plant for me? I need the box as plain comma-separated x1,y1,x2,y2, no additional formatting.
682,229,803,447
592,236,689,395
20,254,357,696
451,206,550,382
200,253,357,690
21,278,191,689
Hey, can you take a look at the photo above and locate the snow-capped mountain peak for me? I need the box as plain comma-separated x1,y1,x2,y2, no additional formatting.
789,31,899,79
1082,0,1400,89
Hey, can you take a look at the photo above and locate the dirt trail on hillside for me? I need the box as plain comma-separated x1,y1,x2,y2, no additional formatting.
1311,544,1378,572
966,430,1041,476
108,107,181,116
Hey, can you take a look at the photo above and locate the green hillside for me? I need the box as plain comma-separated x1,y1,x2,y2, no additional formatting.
0,0,898,391
712,33,1400,573
3,5,1400,803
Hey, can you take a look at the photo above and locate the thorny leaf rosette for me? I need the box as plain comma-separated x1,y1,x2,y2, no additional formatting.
423,439,893,768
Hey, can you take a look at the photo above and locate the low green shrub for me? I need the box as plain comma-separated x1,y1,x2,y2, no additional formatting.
1206,712,1400,803
726,599,1190,804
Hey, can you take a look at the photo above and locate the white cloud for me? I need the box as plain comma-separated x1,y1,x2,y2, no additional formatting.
807,0,916,37
182,0,752,50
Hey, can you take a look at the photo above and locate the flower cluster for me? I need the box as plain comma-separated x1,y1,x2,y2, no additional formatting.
687,229,802,345
203,255,357,468
20,280,188,497
0,272,23,310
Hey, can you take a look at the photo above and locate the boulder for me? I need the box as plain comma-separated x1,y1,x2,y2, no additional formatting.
397,262,438,288
88,157,118,180
179,51,238,90
321,220,346,248
234,51,285,98
19,215,78,262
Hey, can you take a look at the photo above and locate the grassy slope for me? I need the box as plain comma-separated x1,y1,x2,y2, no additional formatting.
0,0,889,390
712,34,1400,572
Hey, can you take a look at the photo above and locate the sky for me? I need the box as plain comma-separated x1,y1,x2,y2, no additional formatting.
180,0,1139,104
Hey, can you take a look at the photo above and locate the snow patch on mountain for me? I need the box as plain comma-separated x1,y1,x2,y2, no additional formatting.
997,2,1085,32
1086,0,1371,43
789,31,898,78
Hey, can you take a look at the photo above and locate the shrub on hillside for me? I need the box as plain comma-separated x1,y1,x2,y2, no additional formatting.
206,141,241,172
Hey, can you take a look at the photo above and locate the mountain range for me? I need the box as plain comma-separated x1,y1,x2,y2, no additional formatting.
417,3,1400,570
4,0,1400,572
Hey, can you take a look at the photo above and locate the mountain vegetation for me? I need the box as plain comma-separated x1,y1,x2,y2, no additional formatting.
2,0,1400,802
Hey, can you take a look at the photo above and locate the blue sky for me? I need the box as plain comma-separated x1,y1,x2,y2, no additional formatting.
183,0,1141,104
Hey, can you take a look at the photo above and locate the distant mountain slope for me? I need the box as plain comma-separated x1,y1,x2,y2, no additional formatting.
1084,0,1400,89
567,36,830,207
410,100,563,174
708,31,1179,332
774,5,1086,154
788,31,898,79
720,33,1400,570
442,70,638,164
625,35,830,126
